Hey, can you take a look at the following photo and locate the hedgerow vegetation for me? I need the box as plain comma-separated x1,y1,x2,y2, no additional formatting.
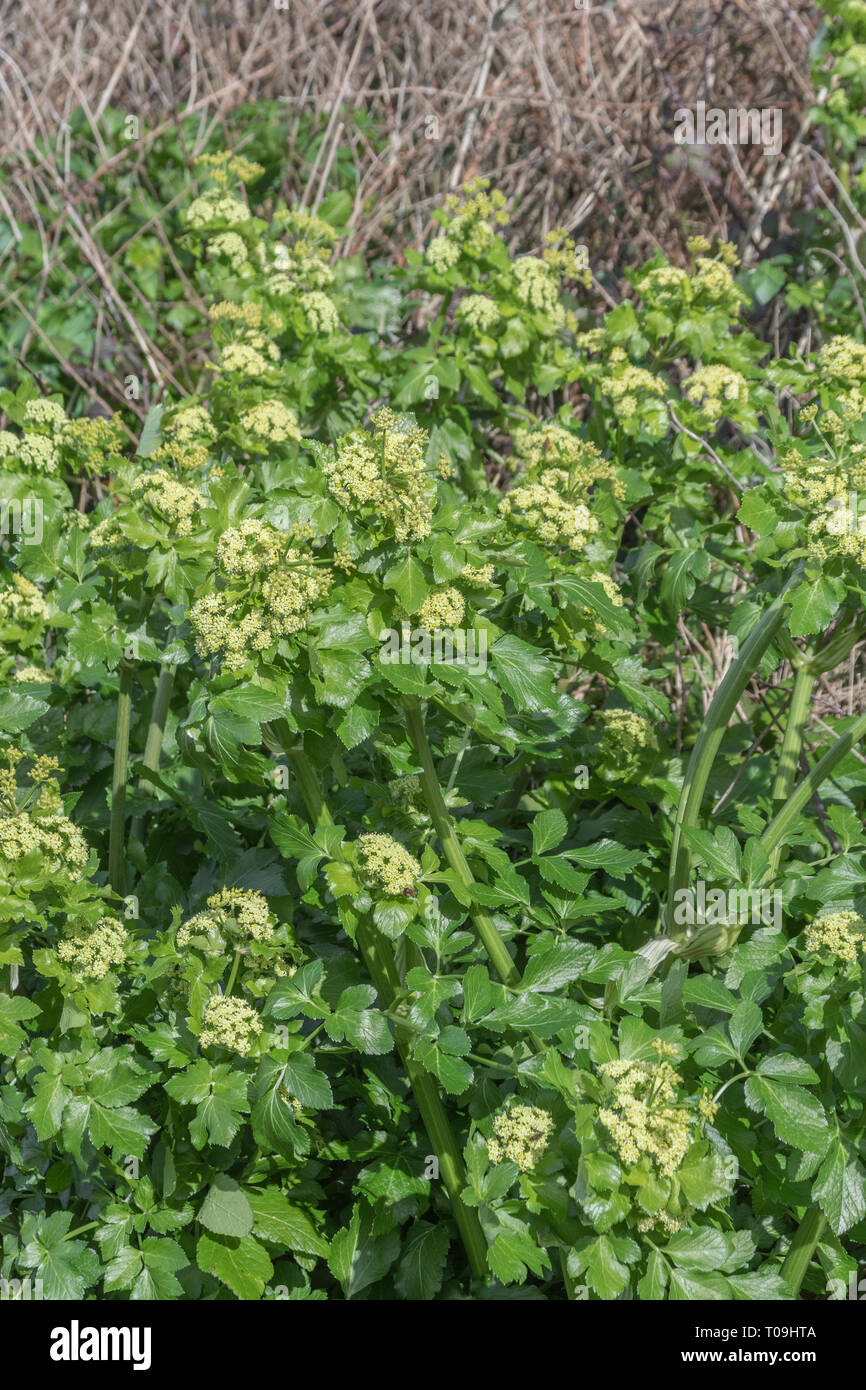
1,0,866,1302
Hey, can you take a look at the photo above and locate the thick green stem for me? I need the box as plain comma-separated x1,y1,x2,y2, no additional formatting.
143,662,175,769
767,664,815,876
355,918,488,1278
405,700,521,988
285,744,488,1279
109,661,133,897
225,947,242,996
781,1207,826,1296
666,576,799,936
284,747,328,827
130,660,176,843
760,707,866,869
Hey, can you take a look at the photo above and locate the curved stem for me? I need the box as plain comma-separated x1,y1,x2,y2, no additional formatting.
666,574,800,935
759,708,866,869
284,743,489,1280
109,661,133,896
130,659,176,843
405,700,520,988
767,664,815,876
781,1207,826,1296
225,947,243,996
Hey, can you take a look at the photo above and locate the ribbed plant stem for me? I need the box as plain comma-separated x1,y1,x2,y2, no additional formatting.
666,577,798,936
759,707,866,868
781,1207,826,1296
405,700,521,988
130,660,175,843
767,664,815,876
355,917,488,1278
142,662,175,771
285,744,488,1279
109,661,133,896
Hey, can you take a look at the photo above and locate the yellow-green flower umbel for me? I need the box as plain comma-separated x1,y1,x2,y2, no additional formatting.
357,832,422,895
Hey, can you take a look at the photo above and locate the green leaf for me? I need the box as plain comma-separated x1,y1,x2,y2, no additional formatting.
186,1066,249,1150
744,1076,830,1156
660,545,710,617
664,1228,732,1269
197,1231,273,1300
26,1070,69,1140
729,1000,763,1058
668,1268,731,1300
280,1051,334,1108
483,993,584,1036
20,1211,100,1300
489,1216,551,1285
0,993,41,1055
788,575,842,637
638,1249,669,1300
681,824,742,880
250,1061,310,1161
564,840,645,876
521,943,594,993
414,1034,473,1094
682,976,738,1014
531,808,568,855
726,1270,792,1300
327,1205,400,1298
556,574,633,636
814,1135,866,1236
569,1234,630,1299
491,635,559,713
0,691,49,735
88,1102,156,1158
247,1187,329,1259
678,1143,735,1208
535,855,590,895
756,1054,820,1084
384,554,428,612
197,1174,254,1237
394,1221,450,1299
336,695,379,750
136,403,165,457
210,684,286,723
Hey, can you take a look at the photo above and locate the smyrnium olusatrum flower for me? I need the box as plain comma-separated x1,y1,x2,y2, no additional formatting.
357,832,422,895
22,399,67,432
56,917,128,980
199,995,263,1055
804,910,866,964
206,887,275,941
14,665,51,683
176,887,277,946
195,151,265,186
216,519,285,577
487,1103,553,1171
415,586,465,631
818,335,866,384
190,524,332,673
184,189,252,230
598,708,656,761
456,294,501,333
319,408,434,542
164,403,217,444
239,400,301,444
0,573,49,627
131,470,204,537
597,1053,694,1178
500,472,599,552
512,256,564,321
461,563,494,586
682,364,749,424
